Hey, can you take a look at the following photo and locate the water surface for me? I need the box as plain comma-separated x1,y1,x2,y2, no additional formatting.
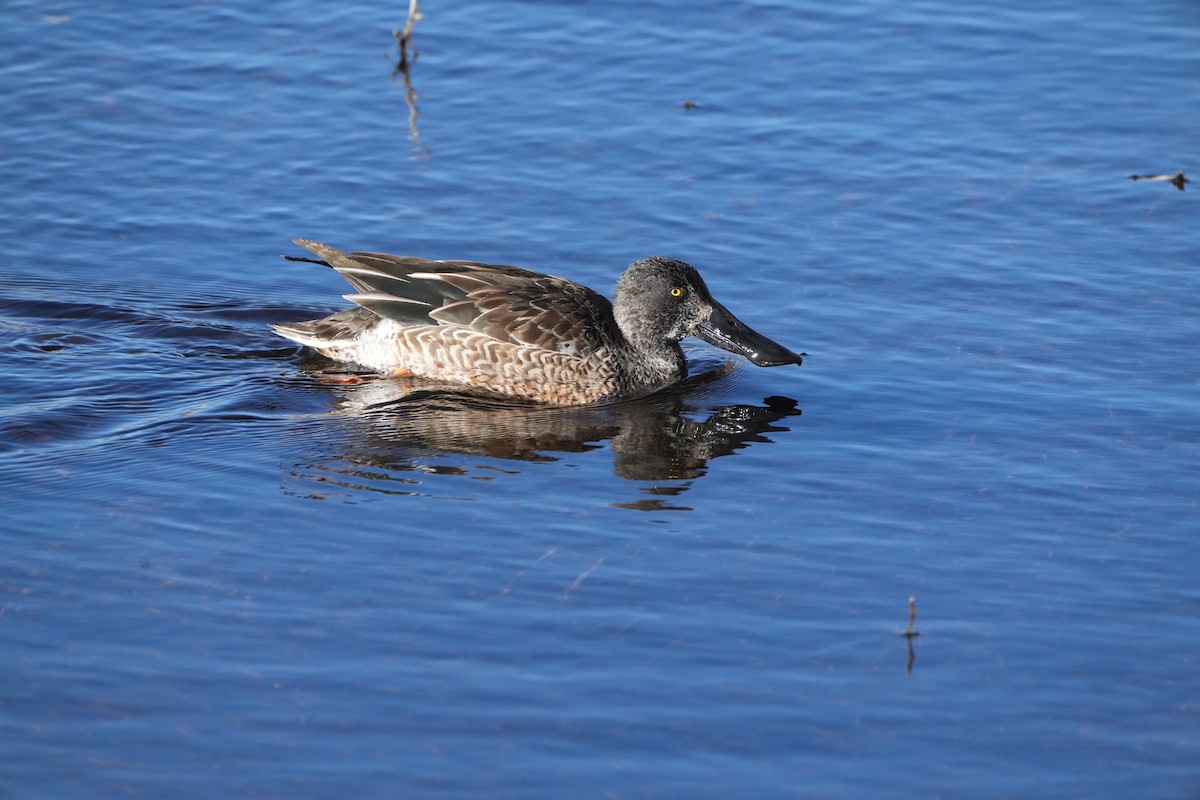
2,1,1198,797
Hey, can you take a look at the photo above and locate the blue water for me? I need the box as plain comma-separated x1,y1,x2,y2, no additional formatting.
3,1,1198,797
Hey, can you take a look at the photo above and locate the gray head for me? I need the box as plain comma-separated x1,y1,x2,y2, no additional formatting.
612,256,804,367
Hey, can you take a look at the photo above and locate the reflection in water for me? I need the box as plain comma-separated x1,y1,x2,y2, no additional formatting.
902,596,920,675
905,634,918,676
289,363,802,510
391,0,430,159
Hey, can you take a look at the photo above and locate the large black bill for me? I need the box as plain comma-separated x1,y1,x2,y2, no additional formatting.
696,300,804,367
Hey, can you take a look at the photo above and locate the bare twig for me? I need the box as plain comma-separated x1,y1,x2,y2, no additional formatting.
1130,170,1188,192
902,595,919,675
391,0,429,157
393,0,421,71
904,595,918,636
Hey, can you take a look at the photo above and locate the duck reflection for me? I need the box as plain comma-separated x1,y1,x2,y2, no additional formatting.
290,357,801,508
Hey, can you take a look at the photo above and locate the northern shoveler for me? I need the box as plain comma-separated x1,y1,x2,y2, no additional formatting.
272,239,804,405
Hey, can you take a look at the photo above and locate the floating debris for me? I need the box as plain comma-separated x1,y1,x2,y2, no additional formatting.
1130,170,1188,192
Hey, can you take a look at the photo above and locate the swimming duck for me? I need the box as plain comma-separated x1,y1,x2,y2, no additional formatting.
272,239,803,406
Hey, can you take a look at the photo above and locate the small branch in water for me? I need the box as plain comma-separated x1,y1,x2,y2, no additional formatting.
394,55,429,157
1130,170,1188,192
901,595,919,675
902,595,919,638
391,0,430,158
393,0,421,71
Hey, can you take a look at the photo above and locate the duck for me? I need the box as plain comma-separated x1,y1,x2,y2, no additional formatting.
271,239,803,406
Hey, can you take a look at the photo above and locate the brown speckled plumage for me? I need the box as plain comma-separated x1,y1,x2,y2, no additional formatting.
272,239,803,406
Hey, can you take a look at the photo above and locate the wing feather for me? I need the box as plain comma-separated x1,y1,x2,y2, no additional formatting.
289,239,622,357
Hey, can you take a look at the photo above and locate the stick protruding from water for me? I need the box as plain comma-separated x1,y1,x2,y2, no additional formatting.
393,0,421,70
903,595,919,638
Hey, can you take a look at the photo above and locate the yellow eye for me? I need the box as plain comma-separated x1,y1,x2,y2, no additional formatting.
670,287,684,297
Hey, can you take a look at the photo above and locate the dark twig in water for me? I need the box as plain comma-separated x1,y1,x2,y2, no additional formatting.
395,53,429,157
390,0,429,158
1130,170,1188,192
902,595,919,638
393,0,421,71
901,595,919,675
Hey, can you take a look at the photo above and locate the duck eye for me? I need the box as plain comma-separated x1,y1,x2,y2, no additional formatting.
670,287,684,297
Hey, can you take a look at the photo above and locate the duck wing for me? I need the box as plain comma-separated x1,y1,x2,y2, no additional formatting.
289,239,621,357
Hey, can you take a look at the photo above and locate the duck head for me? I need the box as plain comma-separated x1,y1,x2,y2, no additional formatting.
613,257,804,367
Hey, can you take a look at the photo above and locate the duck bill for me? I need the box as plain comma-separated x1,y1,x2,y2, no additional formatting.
697,300,804,367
